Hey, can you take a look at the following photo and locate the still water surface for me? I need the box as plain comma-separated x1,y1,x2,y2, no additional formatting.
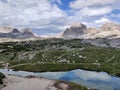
0,69,120,90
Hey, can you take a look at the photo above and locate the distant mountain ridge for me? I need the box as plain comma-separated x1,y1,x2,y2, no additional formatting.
0,27,36,39
62,22,120,39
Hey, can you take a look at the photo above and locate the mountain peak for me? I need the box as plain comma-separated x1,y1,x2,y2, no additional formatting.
71,23,86,28
22,28,35,36
11,28,21,33
62,23,87,38
0,27,36,39
62,22,120,39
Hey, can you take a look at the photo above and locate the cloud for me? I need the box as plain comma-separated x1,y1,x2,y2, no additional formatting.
111,14,120,18
0,0,120,36
69,0,117,9
78,7,112,16
67,0,120,28
95,18,111,24
0,0,66,28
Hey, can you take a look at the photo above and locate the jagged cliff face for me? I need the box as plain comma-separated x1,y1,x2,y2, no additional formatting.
62,22,120,39
0,27,36,39
62,23,87,39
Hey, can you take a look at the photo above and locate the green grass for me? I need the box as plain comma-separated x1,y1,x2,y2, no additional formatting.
1,38,120,90
10,63,120,77
12,63,84,72
0,38,120,77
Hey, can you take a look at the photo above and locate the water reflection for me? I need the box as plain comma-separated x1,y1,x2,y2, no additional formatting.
0,69,120,90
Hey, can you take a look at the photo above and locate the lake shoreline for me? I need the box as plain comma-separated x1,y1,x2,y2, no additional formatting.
9,64,120,78
0,74,89,90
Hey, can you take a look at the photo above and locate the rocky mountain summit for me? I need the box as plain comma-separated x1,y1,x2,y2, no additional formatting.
62,22,120,39
62,23,87,38
0,27,36,39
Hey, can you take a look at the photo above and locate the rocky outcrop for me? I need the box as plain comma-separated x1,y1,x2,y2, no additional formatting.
22,28,35,37
62,22,120,39
62,23,87,39
82,38,120,48
81,23,120,48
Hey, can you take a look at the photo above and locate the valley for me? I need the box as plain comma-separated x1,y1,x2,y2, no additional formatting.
0,38,120,77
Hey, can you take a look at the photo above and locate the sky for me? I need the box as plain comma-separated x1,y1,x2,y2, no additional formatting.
0,0,120,36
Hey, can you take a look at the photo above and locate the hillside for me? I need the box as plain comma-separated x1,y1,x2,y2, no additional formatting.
0,38,120,77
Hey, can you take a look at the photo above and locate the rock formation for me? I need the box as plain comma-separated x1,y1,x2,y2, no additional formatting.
62,23,87,39
0,27,36,39
62,22,120,39
11,28,21,33
20,28,35,39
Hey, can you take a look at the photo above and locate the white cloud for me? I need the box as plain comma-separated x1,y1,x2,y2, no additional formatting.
0,0,120,36
58,25,71,30
0,0,66,28
66,0,120,28
95,18,111,24
79,7,112,16
70,0,116,9
63,6,112,28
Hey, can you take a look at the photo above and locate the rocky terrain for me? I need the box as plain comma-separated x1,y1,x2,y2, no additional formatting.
0,75,88,90
62,23,87,39
0,22,120,42
0,38,120,90
62,22,120,39
62,22,120,48
1,75,56,90
0,38,120,77
82,38,120,48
